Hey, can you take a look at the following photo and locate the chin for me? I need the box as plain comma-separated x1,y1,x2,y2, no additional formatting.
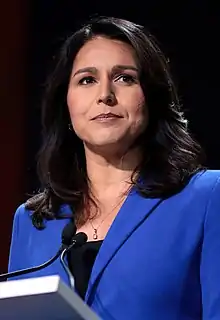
85,136,124,151
92,138,121,147
89,131,124,145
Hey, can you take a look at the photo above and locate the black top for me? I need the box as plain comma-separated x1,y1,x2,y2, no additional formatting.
67,240,103,299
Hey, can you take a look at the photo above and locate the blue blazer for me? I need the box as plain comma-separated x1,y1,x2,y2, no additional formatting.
8,170,220,320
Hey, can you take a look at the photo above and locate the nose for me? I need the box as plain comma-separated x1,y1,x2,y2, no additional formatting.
97,81,117,107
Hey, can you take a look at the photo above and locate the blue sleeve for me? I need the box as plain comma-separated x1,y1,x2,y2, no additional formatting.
8,205,24,273
200,176,220,319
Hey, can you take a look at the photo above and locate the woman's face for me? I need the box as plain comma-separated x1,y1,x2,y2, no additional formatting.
67,36,148,152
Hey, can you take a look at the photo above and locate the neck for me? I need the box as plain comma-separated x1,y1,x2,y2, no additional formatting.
84,144,142,195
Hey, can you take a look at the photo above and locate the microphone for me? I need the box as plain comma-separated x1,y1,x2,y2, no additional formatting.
0,221,86,282
60,232,87,289
62,220,77,247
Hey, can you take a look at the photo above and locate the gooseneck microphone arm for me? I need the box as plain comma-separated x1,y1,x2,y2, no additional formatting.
61,247,75,289
0,245,65,281
60,232,88,290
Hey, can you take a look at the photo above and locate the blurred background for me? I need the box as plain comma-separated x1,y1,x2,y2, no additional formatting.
0,1,219,273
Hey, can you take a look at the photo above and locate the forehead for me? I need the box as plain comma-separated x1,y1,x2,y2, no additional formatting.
72,36,137,70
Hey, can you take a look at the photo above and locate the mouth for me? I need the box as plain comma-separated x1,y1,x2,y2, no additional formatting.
91,113,123,120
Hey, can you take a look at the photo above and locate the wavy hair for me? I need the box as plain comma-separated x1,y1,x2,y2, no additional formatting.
26,16,205,229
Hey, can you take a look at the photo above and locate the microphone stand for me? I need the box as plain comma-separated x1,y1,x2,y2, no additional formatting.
60,241,76,289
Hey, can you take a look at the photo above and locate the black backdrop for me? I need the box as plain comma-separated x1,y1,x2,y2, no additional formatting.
26,1,219,193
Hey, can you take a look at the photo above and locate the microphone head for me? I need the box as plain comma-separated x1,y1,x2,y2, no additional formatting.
62,221,77,246
73,232,88,247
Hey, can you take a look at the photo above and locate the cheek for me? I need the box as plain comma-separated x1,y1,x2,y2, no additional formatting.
67,90,95,141
126,95,148,135
67,94,85,137
127,92,147,121
67,90,86,120
132,105,148,131
67,90,76,116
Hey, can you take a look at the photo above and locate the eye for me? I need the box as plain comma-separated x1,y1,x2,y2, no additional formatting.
116,74,136,84
78,76,96,85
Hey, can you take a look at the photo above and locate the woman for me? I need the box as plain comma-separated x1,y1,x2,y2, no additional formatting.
9,16,220,319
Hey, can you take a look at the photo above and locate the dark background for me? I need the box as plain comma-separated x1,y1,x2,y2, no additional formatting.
0,1,219,272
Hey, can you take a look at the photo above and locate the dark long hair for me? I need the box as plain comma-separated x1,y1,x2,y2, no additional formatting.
27,16,205,229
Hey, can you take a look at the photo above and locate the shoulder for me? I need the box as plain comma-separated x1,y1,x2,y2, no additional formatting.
8,203,32,272
9,202,72,272
167,170,220,218
187,169,220,195
13,202,72,223
12,203,32,231
11,202,72,242
192,169,220,185
196,170,220,222
179,169,220,209
186,169,220,224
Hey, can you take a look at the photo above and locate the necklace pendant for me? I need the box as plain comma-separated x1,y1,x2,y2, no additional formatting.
93,229,98,240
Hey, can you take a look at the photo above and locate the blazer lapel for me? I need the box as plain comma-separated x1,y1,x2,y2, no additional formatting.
85,188,163,303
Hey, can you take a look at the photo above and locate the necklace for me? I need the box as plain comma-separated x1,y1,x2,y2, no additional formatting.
89,196,126,240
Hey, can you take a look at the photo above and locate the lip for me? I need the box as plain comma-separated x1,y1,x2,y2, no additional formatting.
91,113,123,120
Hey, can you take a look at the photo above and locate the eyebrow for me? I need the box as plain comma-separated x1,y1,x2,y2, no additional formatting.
72,64,139,77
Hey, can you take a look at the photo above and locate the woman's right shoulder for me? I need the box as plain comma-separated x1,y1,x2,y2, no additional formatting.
14,202,32,217
13,199,72,226
12,203,33,229
13,191,51,228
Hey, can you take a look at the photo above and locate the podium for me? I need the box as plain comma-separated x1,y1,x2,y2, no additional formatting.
0,275,101,319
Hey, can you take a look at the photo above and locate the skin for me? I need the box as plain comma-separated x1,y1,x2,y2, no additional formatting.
67,36,148,239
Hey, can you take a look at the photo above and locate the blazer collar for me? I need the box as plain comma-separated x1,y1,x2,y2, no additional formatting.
85,188,163,303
